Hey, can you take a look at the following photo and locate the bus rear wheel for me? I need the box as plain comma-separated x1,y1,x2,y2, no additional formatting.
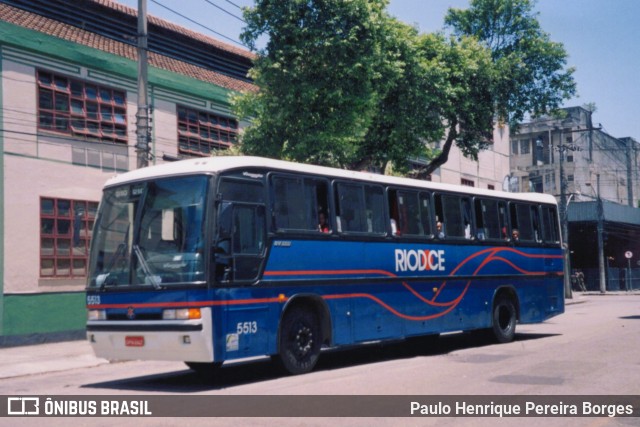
491,296,517,343
276,306,321,375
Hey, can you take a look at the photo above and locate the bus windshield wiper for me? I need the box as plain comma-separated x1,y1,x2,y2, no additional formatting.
133,245,161,289
97,242,127,289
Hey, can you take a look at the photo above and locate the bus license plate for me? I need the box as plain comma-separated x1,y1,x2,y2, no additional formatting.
125,336,145,347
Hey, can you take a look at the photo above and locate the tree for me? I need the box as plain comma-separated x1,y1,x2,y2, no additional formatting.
234,0,394,168
446,0,576,133
235,0,576,177
409,33,497,178
412,0,576,177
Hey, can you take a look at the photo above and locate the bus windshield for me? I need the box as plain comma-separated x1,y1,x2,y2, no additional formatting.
87,175,209,288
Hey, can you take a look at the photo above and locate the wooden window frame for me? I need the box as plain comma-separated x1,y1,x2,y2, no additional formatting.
177,106,238,157
36,70,127,143
40,197,98,278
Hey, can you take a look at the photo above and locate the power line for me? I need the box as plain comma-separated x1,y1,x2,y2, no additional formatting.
150,0,247,48
222,0,243,10
202,0,246,23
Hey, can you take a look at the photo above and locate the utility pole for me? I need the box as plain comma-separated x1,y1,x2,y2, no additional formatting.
552,128,572,299
597,174,606,293
135,0,150,168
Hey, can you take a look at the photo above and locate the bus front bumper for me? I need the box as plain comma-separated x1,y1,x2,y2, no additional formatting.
86,307,214,363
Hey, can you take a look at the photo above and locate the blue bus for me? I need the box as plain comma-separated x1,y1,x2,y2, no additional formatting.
86,156,564,375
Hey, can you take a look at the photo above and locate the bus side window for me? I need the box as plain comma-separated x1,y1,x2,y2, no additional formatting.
364,185,385,233
394,190,423,236
436,194,472,239
434,194,446,238
419,192,433,237
336,183,364,232
461,198,473,239
272,176,307,230
335,182,385,235
498,202,508,240
388,189,400,235
531,205,542,243
474,199,486,240
271,175,330,233
541,205,560,244
476,199,508,241
511,203,535,242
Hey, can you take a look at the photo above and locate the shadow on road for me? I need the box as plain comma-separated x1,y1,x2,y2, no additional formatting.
83,331,558,393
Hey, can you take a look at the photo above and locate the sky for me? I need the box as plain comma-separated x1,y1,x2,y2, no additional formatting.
116,0,640,141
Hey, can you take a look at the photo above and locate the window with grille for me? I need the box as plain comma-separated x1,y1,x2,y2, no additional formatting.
37,70,127,143
40,198,98,278
177,106,238,156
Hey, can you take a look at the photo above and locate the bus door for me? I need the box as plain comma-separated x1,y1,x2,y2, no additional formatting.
214,199,270,358
215,200,266,284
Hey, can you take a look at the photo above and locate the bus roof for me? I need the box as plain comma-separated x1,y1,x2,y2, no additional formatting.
104,156,558,205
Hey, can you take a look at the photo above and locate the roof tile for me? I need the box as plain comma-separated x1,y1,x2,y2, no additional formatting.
0,2,256,93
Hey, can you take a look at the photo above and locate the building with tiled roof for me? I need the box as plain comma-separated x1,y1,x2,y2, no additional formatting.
0,0,256,344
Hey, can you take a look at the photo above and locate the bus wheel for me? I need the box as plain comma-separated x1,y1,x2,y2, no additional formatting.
491,296,517,343
277,306,321,375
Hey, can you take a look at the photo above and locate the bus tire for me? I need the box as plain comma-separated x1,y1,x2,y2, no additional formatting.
277,306,322,375
491,296,517,343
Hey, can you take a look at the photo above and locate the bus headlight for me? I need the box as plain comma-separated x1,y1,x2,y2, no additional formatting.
87,310,106,321
162,308,201,320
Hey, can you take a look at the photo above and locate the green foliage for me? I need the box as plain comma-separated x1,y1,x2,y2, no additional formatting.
233,0,576,175
235,0,392,168
445,0,576,129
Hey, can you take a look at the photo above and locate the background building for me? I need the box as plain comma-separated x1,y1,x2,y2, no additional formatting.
511,106,640,291
0,0,254,344
409,123,512,191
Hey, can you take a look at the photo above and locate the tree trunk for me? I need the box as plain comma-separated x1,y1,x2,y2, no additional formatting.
410,123,457,179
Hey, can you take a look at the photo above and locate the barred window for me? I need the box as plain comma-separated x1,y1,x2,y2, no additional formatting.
177,106,238,156
37,70,127,143
40,198,98,278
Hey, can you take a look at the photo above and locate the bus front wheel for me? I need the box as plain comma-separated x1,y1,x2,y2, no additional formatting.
491,296,517,343
276,306,322,375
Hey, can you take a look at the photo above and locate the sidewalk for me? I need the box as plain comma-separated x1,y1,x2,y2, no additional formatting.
0,339,108,380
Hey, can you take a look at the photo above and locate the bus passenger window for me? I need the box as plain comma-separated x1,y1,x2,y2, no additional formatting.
396,191,422,235
462,198,473,239
476,199,507,241
436,194,468,239
388,189,400,235
364,185,385,233
335,183,385,235
510,203,535,242
271,175,330,233
531,205,542,242
419,193,432,237
541,205,560,244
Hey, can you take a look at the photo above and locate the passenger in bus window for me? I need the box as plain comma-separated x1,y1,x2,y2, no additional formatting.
318,211,330,233
436,221,445,239
512,228,520,242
